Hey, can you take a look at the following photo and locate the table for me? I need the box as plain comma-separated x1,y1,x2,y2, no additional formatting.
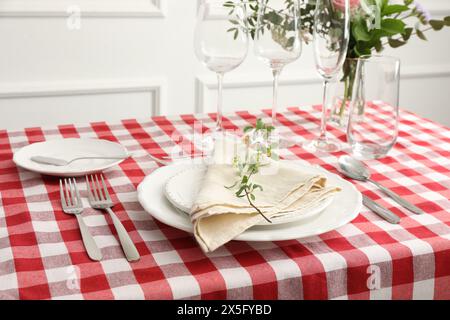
0,106,449,300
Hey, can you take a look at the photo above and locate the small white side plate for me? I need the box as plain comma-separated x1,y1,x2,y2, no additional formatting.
137,161,363,242
13,138,128,177
164,166,333,225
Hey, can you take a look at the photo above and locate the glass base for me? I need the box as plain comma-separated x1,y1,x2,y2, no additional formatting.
350,142,391,160
303,137,341,153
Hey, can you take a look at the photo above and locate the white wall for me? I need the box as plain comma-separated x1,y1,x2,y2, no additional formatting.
0,0,449,130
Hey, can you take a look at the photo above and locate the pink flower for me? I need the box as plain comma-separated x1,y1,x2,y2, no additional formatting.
333,0,360,11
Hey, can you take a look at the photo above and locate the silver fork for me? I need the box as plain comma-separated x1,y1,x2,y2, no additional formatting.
86,174,140,262
59,178,102,261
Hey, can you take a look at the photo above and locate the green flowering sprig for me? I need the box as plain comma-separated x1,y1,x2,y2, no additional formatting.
225,119,277,223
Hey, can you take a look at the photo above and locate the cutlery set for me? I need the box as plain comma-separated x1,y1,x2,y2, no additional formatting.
60,174,140,262
337,155,423,224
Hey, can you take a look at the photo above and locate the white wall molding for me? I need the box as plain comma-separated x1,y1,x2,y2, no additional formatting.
195,71,321,113
402,64,450,80
422,0,450,18
0,0,166,18
195,64,450,113
0,78,167,116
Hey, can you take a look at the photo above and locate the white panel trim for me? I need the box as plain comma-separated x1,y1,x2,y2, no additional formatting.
0,78,167,116
195,64,450,113
422,0,450,17
0,0,166,17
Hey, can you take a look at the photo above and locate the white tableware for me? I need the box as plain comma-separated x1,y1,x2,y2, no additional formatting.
137,161,362,242
164,165,334,226
14,138,128,177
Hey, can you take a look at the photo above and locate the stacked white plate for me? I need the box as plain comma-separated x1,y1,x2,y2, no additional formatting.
137,160,362,242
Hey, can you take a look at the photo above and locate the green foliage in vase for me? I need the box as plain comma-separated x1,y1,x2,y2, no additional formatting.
225,0,449,123
225,0,450,57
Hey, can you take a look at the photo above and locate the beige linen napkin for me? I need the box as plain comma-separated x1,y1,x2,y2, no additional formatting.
190,138,341,252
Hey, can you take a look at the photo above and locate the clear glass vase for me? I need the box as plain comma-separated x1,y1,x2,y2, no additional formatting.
330,58,365,127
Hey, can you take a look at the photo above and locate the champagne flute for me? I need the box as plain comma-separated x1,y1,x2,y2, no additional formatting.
254,0,302,130
194,1,249,138
303,0,350,153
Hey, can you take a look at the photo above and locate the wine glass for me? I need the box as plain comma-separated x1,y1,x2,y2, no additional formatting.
194,1,249,139
303,0,350,153
254,0,302,133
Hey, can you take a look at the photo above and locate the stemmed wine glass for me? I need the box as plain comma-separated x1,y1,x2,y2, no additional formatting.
194,1,249,139
303,0,350,153
254,0,302,134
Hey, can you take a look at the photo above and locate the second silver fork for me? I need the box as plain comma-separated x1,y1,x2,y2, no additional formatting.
86,174,140,262
60,178,102,261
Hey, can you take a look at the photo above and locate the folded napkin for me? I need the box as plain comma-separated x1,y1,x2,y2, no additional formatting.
190,138,341,253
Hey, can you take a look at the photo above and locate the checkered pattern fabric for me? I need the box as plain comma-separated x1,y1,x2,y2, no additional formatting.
0,106,449,300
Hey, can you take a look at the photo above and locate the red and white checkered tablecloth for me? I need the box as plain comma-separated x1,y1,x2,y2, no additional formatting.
0,106,449,300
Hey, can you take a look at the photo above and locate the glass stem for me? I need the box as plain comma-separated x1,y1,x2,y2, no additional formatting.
271,67,282,126
216,72,224,133
319,80,331,143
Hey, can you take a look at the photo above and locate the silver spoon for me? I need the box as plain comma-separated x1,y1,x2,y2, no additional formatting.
31,155,130,166
338,156,424,215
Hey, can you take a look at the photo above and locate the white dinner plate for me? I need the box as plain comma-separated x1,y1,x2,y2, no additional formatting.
137,161,362,242
163,166,334,225
13,138,128,177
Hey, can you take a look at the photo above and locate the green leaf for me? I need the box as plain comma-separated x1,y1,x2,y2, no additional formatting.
253,184,263,192
416,28,427,41
256,118,264,130
381,19,406,35
371,39,382,52
243,125,253,133
352,21,371,42
402,27,413,41
444,16,450,26
236,185,246,197
382,5,408,16
265,11,283,25
388,38,406,48
429,20,445,31
354,42,372,57
233,29,238,40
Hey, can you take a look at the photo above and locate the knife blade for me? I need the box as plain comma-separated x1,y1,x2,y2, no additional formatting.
363,195,401,224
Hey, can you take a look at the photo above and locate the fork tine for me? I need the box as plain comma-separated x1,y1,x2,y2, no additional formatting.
64,179,72,206
85,176,93,202
90,175,100,201
95,175,105,201
68,178,77,206
59,179,67,208
73,178,82,206
100,174,111,201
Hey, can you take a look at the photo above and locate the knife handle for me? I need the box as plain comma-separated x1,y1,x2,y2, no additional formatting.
363,195,401,224
368,179,424,215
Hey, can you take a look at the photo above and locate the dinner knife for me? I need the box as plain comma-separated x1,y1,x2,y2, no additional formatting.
363,195,401,224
